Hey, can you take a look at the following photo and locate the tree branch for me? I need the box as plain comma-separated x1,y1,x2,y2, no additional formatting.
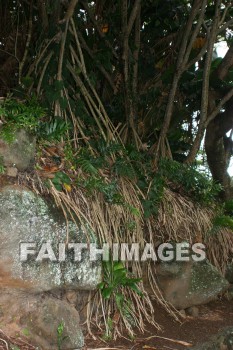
219,1,231,26
217,17,233,34
61,0,79,22
214,42,233,80
57,20,69,81
206,88,233,125
185,0,221,164
37,0,48,30
125,0,141,38
155,0,207,162
80,0,119,59
19,0,33,84
132,4,140,99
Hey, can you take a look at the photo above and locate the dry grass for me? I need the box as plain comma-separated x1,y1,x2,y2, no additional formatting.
18,168,233,339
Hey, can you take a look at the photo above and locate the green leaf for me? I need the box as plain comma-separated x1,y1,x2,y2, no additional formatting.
225,200,233,215
97,282,105,290
113,262,125,271
127,205,140,217
77,158,98,175
102,286,113,299
115,292,124,309
22,328,30,336
214,215,233,229
53,183,63,191
54,80,64,91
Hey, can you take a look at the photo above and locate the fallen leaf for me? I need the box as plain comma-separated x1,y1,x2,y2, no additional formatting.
42,165,59,173
63,183,72,192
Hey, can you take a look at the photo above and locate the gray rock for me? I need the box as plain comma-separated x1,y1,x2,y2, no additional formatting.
0,128,36,171
65,289,91,323
186,306,199,317
156,260,229,309
0,185,102,292
6,166,18,177
191,327,233,349
0,289,84,350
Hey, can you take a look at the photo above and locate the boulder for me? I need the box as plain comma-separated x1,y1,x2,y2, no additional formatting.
0,185,103,348
156,260,229,309
0,185,102,291
0,289,84,349
191,327,233,349
0,128,36,171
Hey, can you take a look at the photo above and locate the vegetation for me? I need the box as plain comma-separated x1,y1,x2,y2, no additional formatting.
0,0,233,339
98,261,143,338
57,322,68,350
213,199,233,230
0,0,233,198
0,156,5,174
0,98,45,142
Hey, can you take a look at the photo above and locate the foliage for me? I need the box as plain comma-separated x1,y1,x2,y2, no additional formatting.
39,116,71,141
213,200,233,230
213,215,233,230
98,261,143,299
98,260,143,337
50,171,71,192
0,156,5,174
64,138,221,216
141,175,165,219
0,98,71,143
0,98,45,142
224,200,233,217
62,139,222,218
57,322,68,350
101,317,114,341
1,0,233,199
158,158,222,205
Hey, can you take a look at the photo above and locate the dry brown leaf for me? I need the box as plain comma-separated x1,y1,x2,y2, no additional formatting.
42,165,59,173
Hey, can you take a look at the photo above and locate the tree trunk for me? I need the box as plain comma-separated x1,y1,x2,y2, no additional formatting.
205,100,233,201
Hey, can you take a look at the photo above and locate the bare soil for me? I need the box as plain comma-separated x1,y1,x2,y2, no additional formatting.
0,298,233,349
85,298,233,350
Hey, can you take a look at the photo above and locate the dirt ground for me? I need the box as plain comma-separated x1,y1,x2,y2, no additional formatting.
0,298,232,349
85,298,233,350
